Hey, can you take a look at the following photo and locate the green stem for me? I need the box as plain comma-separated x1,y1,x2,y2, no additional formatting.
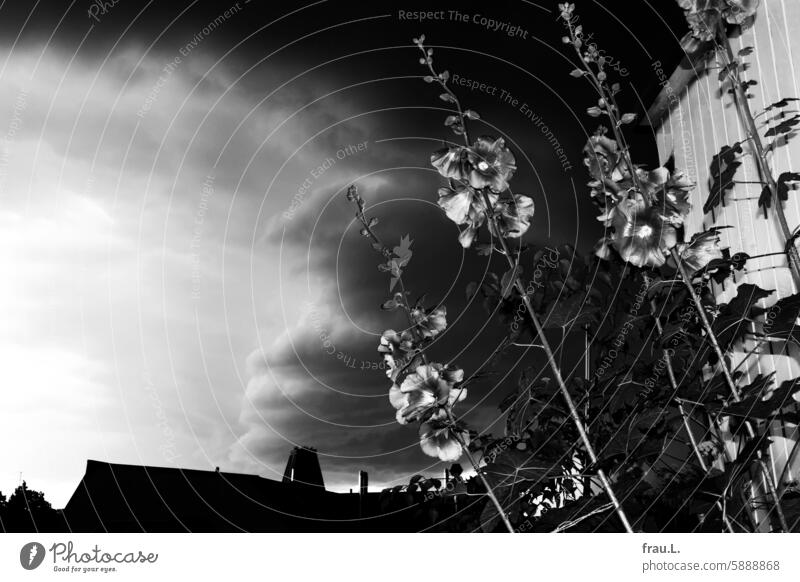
569,20,736,530
352,194,515,533
418,36,631,532
718,28,800,290
671,249,738,397
445,408,515,533
482,191,634,533
416,42,472,148
671,247,789,532
565,22,644,195
649,289,737,532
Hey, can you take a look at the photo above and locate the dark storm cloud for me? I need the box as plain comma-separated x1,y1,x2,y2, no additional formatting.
0,0,691,499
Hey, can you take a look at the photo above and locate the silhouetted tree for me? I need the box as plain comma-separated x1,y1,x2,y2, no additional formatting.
0,491,6,530
0,481,60,532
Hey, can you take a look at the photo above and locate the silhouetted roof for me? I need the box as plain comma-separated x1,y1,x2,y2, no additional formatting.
60,459,461,532
643,33,714,128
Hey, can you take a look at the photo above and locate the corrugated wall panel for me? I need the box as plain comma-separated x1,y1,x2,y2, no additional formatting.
654,0,800,486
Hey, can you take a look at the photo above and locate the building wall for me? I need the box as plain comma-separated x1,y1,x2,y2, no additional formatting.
653,0,800,486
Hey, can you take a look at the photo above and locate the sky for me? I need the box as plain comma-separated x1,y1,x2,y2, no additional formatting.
0,0,688,508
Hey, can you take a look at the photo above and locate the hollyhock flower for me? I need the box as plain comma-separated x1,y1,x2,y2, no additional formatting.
389,363,465,425
419,409,470,462
411,306,448,339
724,0,760,23
593,236,614,261
458,222,481,249
636,167,694,226
591,180,624,229
439,182,498,249
438,182,492,225
660,171,694,225
676,0,760,41
495,194,535,238
583,134,629,184
378,329,415,379
378,329,415,354
683,7,723,40
609,194,678,267
588,179,619,205
383,355,403,381
431,146,470,182
674,229,724,276
466,136,516,192
437,182,500,248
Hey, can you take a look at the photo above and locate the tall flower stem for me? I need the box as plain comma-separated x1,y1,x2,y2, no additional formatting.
715,30,799,522
647,282,737,532
671,250,738,397
671,248,789,531
563,15,643,195
651,307,737,532
416,40,472,149
677,401,708,471
717,26,800,290
445,409,515,533
350,191,514,533
415,37,631,532
568,15,736,529
481,191,634,533
675,401,737,533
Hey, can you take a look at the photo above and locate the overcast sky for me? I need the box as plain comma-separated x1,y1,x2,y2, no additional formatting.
0,0,687,507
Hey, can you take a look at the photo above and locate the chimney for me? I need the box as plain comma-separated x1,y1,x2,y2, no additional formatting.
282,446,326,490
358,470,368,518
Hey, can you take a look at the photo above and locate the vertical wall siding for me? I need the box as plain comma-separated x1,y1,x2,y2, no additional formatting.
655,0,800,486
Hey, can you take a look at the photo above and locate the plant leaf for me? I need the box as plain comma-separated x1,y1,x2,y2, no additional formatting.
703,143,742,214
712,283,774,352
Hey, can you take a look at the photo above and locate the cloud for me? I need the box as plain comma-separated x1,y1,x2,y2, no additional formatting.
0,38,393,505
0,33,532,506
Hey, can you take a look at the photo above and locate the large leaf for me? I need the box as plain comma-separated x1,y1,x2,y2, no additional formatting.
759,172,800,217
764,114,800,138
721,378,800,420
702,373,772,408
731,434,773,468
762,97,800,113
703,143,742,214
754,292,800,345
712,284,774,352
